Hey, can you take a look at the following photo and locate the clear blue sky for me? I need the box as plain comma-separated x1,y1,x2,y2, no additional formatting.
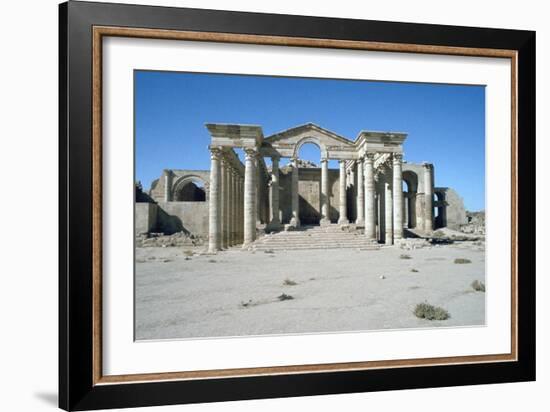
135,70,485,211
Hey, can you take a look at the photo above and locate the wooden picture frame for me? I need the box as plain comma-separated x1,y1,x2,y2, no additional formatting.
59,1,535,410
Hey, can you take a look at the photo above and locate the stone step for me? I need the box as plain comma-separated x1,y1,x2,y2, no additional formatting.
252,244,380,251
252,224,380,251
256,239,377,246
257,234,375,240
258,236,369,241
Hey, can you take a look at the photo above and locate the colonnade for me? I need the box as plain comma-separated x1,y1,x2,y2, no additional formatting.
208,148,245,252
208,147,433,252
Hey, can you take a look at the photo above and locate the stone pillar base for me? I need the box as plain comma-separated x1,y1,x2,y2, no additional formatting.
320,218,331,226
289,217,300,228
266,221,282,232
338,217,349,225
355,218,365,228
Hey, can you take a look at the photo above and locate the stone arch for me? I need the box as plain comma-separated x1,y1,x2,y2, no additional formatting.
293,136,328,159
172,175,208,202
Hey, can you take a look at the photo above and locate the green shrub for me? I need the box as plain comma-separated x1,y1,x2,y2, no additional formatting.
283,278,297,286
411,268,419,273
454,258,472,264
471,280,486,292
278,293,294,301
414,302,450,320
400,254,412,260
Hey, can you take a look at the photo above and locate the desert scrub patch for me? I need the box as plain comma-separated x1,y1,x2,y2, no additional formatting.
182,249,194,257
399,254,412,260
414,302,450,320
277,293,294,301
410,268,419,273
471,280,486,292
454,258,472,264
264,249,275,254
283,278,297,286
208,259,217,263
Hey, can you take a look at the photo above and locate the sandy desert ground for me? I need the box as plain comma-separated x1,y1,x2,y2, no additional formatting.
135,241,485,340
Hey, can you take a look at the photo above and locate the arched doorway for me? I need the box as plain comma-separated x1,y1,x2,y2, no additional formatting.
172,176,207,202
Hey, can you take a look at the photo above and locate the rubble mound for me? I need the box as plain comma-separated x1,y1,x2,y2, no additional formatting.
460,211,485,235
136,231,205,247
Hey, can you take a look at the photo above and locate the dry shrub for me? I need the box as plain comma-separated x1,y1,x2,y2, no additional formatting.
414,302,450,320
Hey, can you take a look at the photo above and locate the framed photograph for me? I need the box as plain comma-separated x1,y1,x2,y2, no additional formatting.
59,1,535,410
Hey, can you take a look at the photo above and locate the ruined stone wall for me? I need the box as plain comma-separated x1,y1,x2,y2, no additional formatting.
135,203,158,234
155,201,209,236
434,187,468,230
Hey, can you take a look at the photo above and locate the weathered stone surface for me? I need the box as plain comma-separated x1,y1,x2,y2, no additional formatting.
434,187,468,230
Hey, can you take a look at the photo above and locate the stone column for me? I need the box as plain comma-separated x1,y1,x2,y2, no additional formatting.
236,175,242,243
208,149,222,252
243,149,257,248
163,170,172,202
230,168,237,246
403,192,411,228
364,153,376,239
320,158,330,225
423,163,434,232
256,155,262,225
235,175,241,244
338,160,349,225
240,175,245,243
348,162,356,222
221,159,230,249
385,179,393,245
393,154,404,239
290,157,300,227
356,159,365,226
267,155,281,230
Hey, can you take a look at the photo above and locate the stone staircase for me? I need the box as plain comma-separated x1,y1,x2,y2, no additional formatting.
251,224,381,251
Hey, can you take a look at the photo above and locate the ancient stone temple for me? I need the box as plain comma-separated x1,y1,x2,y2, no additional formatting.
137,123,468,251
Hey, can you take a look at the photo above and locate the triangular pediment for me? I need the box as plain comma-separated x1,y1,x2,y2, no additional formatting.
264,123,354,147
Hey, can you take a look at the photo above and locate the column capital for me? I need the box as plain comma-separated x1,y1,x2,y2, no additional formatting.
365,152,376,161
209,147,223,160
244,147,257,159
320,158,328,164
422,162,433,170
393,153,404,163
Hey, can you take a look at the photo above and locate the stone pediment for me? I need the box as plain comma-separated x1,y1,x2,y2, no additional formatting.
264,123,354,147
261,123,356,159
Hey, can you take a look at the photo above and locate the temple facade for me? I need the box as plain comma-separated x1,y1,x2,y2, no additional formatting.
138,123,468,250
